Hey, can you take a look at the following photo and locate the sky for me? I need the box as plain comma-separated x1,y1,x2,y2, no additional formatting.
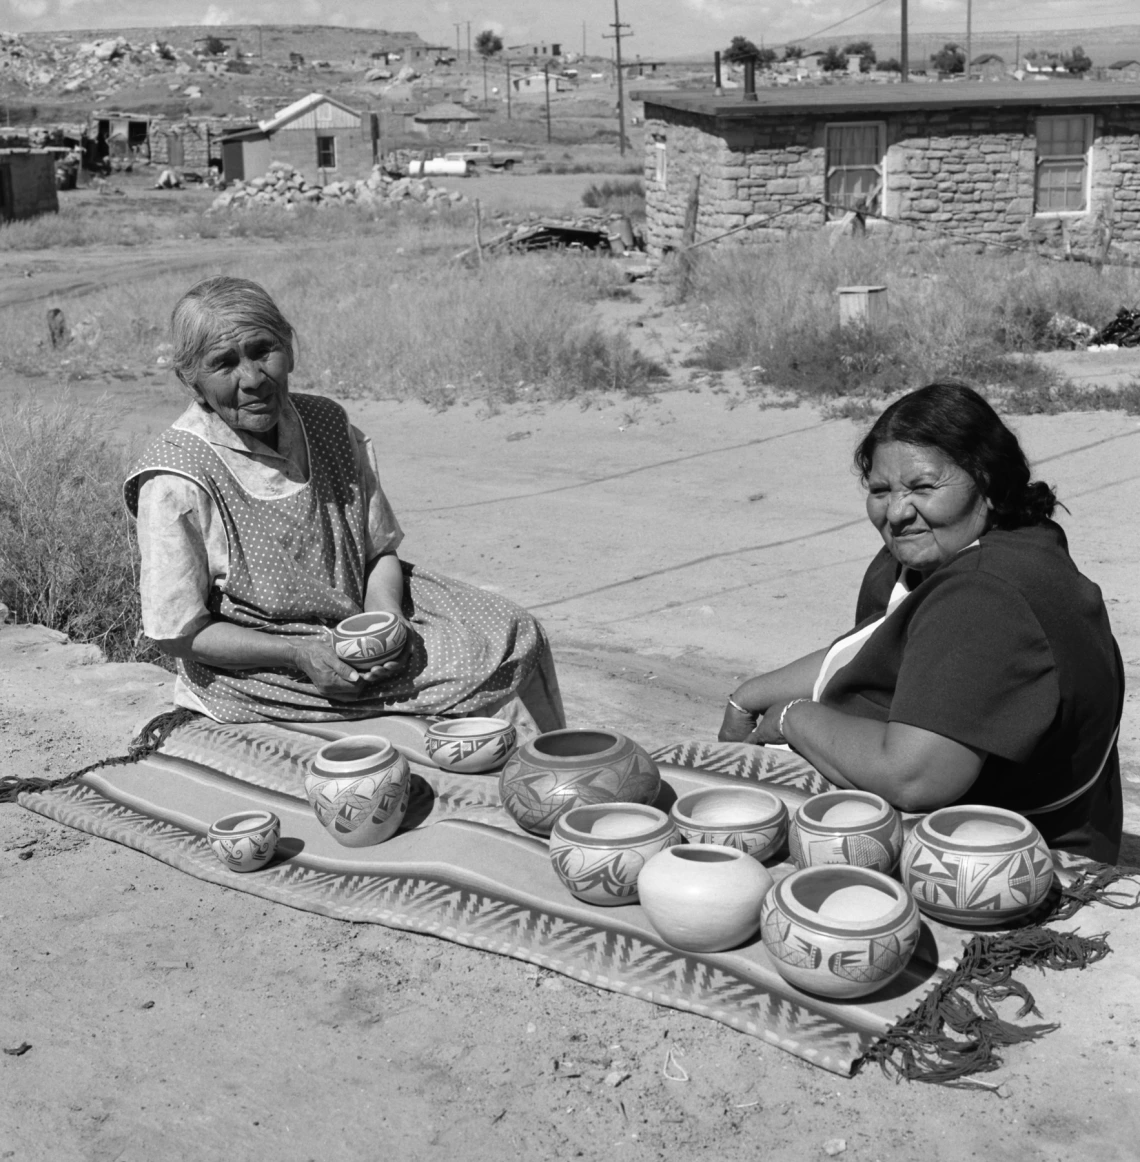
2,0,1137,59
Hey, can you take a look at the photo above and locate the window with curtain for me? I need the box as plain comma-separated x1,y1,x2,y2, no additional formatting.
1035,115,1091,213
825,122,884,218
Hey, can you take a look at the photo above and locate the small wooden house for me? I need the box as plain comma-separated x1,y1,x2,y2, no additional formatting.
0,150,59,222
411,101,481,140
218,93,370,185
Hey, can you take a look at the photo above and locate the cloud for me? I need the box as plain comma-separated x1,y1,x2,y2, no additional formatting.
10,0,49,16
201,4,234,24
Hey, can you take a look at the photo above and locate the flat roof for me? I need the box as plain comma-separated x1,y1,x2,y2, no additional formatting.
630,80,1140,119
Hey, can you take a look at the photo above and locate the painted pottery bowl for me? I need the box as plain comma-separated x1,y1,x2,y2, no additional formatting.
670,786,788,862
549,803,680,907
331,611,408,671
900,805,1055,928
638,844,774,953
760,865,921,999
207,810,280,873
789,790,903,873
304,736,411,848
425,717,517,774
499,729,661,837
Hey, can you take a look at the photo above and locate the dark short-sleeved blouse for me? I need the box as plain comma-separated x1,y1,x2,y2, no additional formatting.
819,520,1124,861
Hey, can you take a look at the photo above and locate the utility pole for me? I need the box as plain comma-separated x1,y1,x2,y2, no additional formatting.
506,60,512,119
258,26,263,61
544,63,552,142
900,0,908,83
603,0,632,155
466,22,472,63
454,23,461,62
582,21,587,58
965,0,972,80
483,54,488,103
1015,35,1021,70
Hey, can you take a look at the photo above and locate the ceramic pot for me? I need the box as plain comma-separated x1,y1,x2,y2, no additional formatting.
549,803,680,907
207,810,280,873
789,790,903,873
760,865,921,999
425,717,517,774
670,786,788,862
637,844,774,953
304,736,411,848
900,805,1055,928
331,611,408,671
499,729,661,837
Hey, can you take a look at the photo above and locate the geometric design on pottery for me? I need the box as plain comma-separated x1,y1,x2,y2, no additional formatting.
425,731,514,771
789,795,903,873
500,737,660,836
550,845,646,902
21,725,973,1078
309,771,408,836
839,832,893,873
827,931,917,985
759,909,823,969
336,634,388,661
684,822,783,855
209,828,276,869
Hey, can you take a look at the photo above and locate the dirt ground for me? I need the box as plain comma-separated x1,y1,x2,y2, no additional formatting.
3,225,1140,1159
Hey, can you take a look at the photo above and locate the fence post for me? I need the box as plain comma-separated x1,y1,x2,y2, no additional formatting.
838,285,888,328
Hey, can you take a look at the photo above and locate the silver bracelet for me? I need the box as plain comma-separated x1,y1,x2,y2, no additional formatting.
726,696,758,719
777,698,811,743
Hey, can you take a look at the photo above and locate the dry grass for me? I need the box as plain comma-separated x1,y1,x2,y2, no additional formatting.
680,232,1140,411
0,394,155,662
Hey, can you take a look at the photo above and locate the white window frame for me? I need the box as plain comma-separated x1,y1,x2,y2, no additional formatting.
317,134,337,170
1034,114,1092,217
824,121,886,220
654,139,667,188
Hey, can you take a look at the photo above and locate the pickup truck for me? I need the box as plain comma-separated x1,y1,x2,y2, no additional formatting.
450,141,525,171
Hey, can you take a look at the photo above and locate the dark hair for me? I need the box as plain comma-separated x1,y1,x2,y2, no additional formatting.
854,381,1058,530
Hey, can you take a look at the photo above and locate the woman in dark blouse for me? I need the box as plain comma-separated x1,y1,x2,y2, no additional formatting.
720,382,1124,861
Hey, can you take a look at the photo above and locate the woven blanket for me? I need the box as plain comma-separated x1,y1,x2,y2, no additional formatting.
19,719,997,1077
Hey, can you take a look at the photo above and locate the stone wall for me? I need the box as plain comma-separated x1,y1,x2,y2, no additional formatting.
642,101,1140,260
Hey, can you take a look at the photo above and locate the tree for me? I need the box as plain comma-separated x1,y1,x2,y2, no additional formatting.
475,30,503,57
819,46,848,72
724,36,761,63
879,57,901,73
930,42,965,74
843,40,877,72
202,34,227,56
783,44,805,60
1065,45,1093,74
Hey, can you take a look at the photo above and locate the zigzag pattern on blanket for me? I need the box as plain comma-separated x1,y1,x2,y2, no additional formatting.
24,778,877,1075
651,740,834,796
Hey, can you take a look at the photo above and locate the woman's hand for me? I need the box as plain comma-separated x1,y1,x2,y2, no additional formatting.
718,699,760,742
747,703,792,746
355,623,415,685
289,637,370,700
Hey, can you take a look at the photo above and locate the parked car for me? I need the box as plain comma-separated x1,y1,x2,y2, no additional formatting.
450,141,525,171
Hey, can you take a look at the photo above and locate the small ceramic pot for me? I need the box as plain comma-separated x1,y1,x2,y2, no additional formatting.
425,717,517,774
789,790,903,873
207,810,280,873
499,729,661,837
304,736,411,848
331,611,408,671
637,844,774,953
760,865,921,999
670,786,788,862
549,803,680,907
900,805,1055,928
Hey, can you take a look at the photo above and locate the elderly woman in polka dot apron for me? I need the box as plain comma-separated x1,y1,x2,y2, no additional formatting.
124,277,564,736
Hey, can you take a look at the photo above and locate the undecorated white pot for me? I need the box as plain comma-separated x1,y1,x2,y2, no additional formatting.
637,843,773,953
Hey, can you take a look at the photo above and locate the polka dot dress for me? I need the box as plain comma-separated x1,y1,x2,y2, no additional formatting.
125,393,544,724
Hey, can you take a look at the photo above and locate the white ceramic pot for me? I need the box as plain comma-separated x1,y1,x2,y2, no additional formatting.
900,805,1055,927
425,717,517,774
499,729,661,836
331,611,408,671
760,865,921,999
670,786,788,862
304,736,411,848
789,790,903,873
549,803,680,906
207,810,280,873
637,844,774,953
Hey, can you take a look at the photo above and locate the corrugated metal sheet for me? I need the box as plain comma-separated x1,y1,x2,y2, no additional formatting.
282,104,361,130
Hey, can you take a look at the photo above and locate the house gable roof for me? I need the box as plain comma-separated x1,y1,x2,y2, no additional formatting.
413,101,480,122
258,92,360,133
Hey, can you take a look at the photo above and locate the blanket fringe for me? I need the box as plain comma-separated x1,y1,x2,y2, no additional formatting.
1052,862,1140,921
861,926,1111,1087
0,707,200,804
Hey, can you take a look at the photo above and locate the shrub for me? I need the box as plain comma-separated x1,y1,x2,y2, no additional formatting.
582,178,645,219
0,394,154,662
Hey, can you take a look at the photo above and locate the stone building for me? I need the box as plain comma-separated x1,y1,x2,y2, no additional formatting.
0,150,59,222
218,93,371,185
633,83,1140,260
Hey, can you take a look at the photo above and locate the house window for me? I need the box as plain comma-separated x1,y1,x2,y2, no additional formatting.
1035,115,1091,214
654,140,667,187
317,135,337,169
825,122,884,218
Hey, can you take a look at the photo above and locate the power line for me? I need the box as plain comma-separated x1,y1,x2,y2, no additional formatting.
780,0,892,48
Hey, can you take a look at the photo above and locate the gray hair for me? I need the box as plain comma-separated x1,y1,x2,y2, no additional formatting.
171,277,295,388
